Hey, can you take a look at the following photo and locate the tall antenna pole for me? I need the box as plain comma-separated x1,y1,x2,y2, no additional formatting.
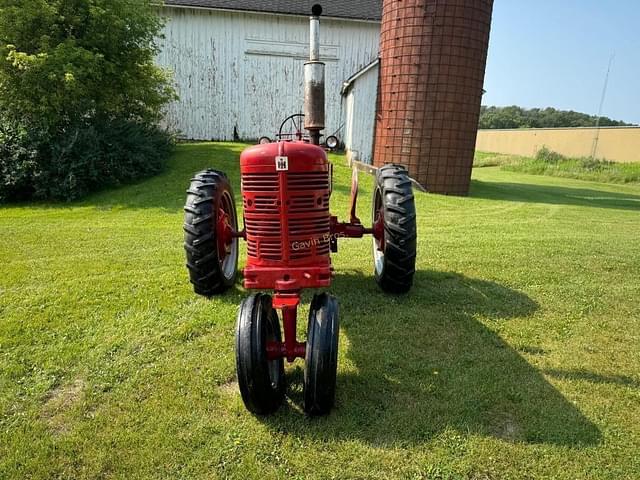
591,53,615,159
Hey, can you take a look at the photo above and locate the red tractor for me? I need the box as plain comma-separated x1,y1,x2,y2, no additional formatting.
183,5,417,415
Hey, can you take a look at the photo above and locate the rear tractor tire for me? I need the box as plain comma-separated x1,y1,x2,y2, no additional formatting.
372,164,417,293
184,169,239,296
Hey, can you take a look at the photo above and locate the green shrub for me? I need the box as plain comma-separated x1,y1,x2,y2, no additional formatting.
534,146,565,164
0,0,177,201
0,119,41,201
0,118,173,201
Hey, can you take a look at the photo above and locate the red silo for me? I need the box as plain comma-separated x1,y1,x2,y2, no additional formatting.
373,0,493,195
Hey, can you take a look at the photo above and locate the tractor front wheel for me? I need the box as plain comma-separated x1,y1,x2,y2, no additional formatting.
236,293,286,414
372,164,417,293
183,169,238,296
304,293,339,416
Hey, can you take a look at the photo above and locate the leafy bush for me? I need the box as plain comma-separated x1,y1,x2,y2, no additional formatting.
0,118,173,201
0,0,176,201
534,146,565,164
0,120,40,200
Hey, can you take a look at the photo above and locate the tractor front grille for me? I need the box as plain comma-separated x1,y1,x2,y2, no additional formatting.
241,172,279,191
287,172,330,190
242,170,330,264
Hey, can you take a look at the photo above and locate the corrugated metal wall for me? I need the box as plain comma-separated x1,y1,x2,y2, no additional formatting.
343,63,379,164
157,7,380,141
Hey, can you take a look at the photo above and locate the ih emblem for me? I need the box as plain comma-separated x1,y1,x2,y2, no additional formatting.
275,156,289,171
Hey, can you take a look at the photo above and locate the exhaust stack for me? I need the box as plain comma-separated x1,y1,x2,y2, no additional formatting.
304,4,325,145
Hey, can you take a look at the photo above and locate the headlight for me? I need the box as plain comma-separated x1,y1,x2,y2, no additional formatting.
325,135,339,149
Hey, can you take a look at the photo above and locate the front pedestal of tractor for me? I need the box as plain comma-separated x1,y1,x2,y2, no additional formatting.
234,140,340,415
235,291,339,416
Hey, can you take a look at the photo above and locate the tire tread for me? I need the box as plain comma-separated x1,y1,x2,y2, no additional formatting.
183,169,237,296
373,164,417,293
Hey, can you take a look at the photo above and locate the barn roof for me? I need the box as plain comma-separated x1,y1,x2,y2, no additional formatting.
164,1,382,22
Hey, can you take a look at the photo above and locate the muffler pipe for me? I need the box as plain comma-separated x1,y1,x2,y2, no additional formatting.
304,4,325,145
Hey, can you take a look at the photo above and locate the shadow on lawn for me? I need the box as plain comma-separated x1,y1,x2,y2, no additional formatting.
82,142,246,212
262,270,601,447
82,142,353,211
471,179,640,211
542,369,640,389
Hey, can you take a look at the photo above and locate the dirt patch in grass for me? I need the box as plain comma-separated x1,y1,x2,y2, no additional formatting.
217,378,238,396
490,411,523,443
41,379,86,435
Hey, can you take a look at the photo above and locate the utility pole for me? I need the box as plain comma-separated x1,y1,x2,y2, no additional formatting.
591,53,615,160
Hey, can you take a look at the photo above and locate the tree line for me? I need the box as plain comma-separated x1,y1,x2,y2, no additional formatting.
479,105,635,129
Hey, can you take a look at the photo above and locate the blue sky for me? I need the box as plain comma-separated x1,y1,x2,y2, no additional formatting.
483,0,640,124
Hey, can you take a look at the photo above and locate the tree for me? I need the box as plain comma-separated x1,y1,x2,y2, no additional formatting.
0,0,176,200
478,105,634,130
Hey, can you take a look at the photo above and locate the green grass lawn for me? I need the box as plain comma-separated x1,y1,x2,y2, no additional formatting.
1,142,639,479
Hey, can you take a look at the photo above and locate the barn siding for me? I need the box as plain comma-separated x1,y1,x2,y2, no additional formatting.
157,8,380,141
343,62,379,164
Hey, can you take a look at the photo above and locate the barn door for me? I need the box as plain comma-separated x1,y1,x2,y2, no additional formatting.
242,36,339,141
243,46,304,140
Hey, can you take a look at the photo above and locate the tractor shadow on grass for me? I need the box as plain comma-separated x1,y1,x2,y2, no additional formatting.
470,179,640,211
262,270,602,447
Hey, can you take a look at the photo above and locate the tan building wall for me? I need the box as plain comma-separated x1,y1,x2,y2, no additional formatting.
476,126,640,163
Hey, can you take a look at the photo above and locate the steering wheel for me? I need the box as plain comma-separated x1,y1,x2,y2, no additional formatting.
277,114,308,141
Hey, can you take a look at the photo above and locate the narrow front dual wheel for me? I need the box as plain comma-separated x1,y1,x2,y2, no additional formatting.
304,293,339,415
235,293,285,415
235,293,339,416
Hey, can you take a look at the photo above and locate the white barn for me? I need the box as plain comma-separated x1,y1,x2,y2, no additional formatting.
341,59,379,164
158,0,381,141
